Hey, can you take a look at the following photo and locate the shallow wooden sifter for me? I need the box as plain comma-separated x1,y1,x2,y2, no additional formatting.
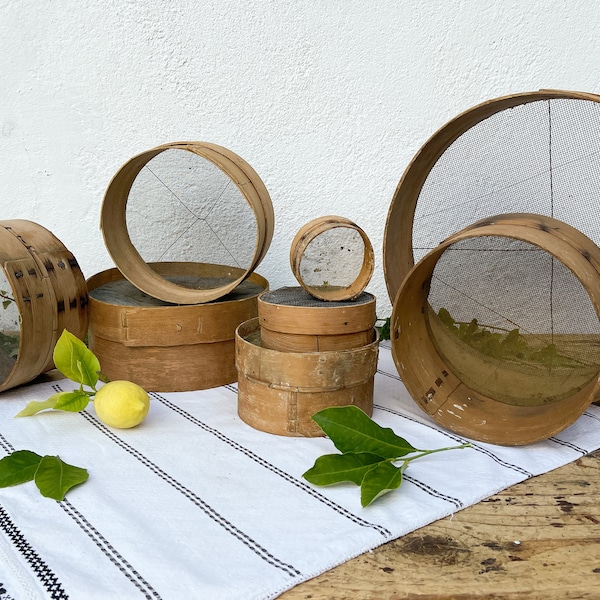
257,286,376,353
87,263,268,392
236,318,379,437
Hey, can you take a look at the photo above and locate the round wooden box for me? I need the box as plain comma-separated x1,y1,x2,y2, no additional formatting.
0,220,88,393
87,263,268,392
236,318,379,437
390,213,600,446
257,286,376,352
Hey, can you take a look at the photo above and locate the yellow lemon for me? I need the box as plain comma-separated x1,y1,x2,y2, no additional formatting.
94,380,150,429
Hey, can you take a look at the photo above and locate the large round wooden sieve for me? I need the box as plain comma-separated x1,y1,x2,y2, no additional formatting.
101,142,274,304
0,220,89,392
383,89,600,304
390,213,600,446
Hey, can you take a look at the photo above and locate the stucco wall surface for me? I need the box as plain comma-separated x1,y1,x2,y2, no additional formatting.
1,0,600,317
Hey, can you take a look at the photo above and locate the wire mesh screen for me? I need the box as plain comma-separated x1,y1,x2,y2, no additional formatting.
0,271,19,382
261,286,373,309
125,149,257,270
426,236,600,406
298,227,365,291
413,98,600,263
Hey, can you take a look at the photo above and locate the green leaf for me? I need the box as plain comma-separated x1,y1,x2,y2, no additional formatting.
0,450,43,487
14,394,61,417
303,452,385,486
2,300,11,310
312,406,418,459
53,330,100,388
53,390,90,412
360,461,404,507
34,455,89,501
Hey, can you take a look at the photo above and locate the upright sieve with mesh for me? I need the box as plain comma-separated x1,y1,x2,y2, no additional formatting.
390,213,600,445
384,90,600,303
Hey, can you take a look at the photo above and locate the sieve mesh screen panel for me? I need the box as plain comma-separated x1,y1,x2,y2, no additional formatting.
0,270,19,383
298,226,365,290
413,98,600,264
125,149,257,270
426,236,600,406
260,286,373,308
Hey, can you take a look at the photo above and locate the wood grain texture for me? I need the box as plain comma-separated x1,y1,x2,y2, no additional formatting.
280,450,600,599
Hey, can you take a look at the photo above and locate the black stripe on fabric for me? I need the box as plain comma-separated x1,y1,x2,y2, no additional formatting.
0,580,15,600
59,500,161,600
402,475,464,509
373,404,533,478
0,435,12,454
548,437,588,455
376,368,402,381
79,411,302,579
0,504,69,600
583,410,600,425
2,426,159,599
152,392,393,539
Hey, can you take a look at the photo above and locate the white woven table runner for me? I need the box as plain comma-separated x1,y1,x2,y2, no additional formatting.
1,342,599,600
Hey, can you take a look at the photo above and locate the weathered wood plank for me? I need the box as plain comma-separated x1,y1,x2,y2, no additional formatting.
281,450,600,599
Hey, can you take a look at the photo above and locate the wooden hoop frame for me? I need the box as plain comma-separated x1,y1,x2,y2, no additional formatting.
290,216,374,301
390,213,600,446
101,141,274,304
383,89,600,304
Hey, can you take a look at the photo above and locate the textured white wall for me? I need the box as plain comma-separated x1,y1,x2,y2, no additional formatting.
2,0,600,317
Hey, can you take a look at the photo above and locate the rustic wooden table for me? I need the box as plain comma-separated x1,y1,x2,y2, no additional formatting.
280,449,600,599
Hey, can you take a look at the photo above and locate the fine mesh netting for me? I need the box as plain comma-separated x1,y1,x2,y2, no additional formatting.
125,149,257,270
260,286,373,308
298,226,365,291
413,98,600,263
0,270,19,382
89,276,266,307
426,236,600,406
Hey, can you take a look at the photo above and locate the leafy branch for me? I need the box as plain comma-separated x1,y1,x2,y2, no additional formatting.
376,317,390,341
15,329,109,418
0,289,14,311
303,406,471,507
0,450,88,500
437,307,584,368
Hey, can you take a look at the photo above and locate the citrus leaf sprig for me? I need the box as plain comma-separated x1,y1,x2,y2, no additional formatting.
303,406,471,507
0,450,88,500
15,330,108,418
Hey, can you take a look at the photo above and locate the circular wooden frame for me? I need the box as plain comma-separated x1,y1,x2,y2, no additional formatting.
383,89,600,304
0,220,89,392
390,213,600,446
290,216,374,301
101,141,274,304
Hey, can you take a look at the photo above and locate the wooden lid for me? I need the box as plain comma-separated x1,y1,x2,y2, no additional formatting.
258,286,376,336
87,262,268,346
